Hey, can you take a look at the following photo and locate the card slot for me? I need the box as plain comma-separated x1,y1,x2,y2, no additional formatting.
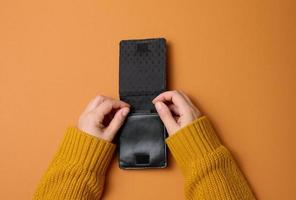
120,90,164,97
129,110,155,114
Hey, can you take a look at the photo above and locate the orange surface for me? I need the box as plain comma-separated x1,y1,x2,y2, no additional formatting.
0,0,295,199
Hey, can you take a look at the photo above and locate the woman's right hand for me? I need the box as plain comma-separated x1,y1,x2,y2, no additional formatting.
153,90,202,136
78,95,130,142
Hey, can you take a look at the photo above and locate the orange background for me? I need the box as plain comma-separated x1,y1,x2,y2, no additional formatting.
0,0,295,199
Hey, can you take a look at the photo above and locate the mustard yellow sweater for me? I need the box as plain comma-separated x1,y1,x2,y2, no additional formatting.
34,116,255,199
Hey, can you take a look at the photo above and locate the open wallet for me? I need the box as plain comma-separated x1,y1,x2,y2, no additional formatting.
118,38,167,169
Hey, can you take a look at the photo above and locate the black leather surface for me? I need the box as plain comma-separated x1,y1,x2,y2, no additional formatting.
119,38,166,112
118,113,167,168
118,38,167,169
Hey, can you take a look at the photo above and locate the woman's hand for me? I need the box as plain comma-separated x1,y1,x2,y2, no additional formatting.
78,95,130,142
153,90,202,136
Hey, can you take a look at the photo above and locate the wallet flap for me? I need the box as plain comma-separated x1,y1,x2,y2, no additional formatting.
119,38,166,112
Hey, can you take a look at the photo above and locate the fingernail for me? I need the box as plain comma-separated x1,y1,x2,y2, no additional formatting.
155,102,163,110
121,107,130,116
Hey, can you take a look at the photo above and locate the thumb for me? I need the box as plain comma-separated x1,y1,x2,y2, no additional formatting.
155,101,179,135
104,107,130,141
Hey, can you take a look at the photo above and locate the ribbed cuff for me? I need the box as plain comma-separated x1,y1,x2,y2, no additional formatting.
54,127,116,175
166,116,222,171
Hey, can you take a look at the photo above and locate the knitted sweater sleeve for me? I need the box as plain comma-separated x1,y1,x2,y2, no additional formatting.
34,117,256,200
166,116,256,200
33,127,115,200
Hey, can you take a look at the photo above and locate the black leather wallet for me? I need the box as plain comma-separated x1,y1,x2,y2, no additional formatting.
118,38,167,169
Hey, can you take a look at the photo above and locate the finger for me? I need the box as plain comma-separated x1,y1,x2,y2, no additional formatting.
104,107,130,140
118,100,130,108
178,91,200,113
86,96,130,113
84,95,106,113
152,91,188,108
178,91,194,106
94,100,130,123
167,104,180,115
155,101,179,135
